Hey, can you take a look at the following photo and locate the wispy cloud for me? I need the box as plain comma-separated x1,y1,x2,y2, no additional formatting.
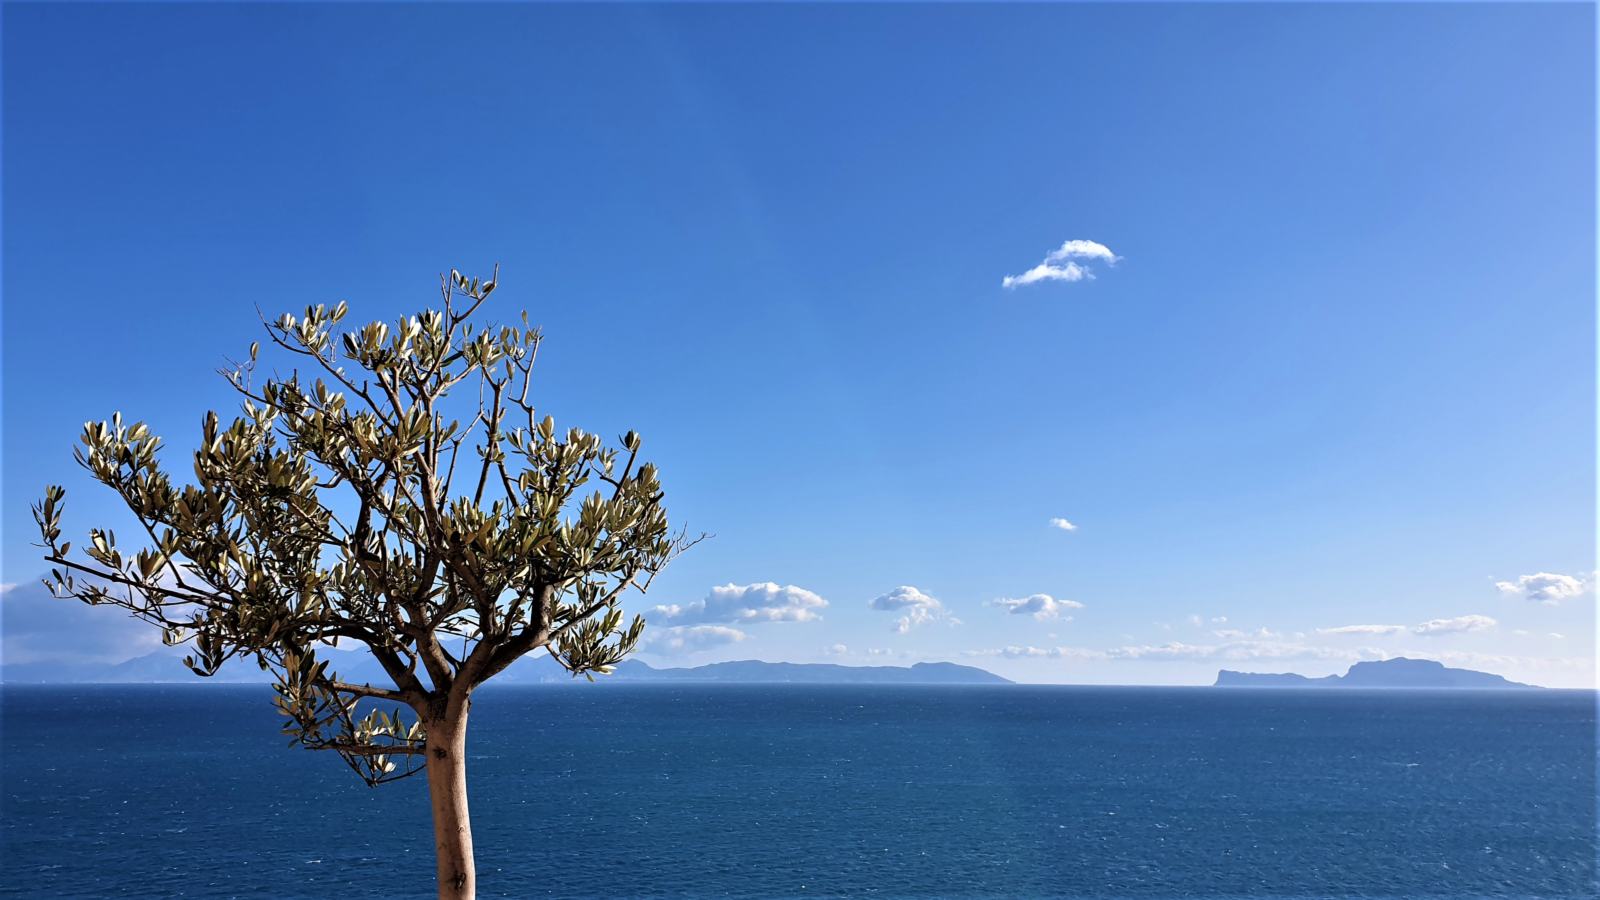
641,625,748,654
1002,239,1119,289
1212,627,1281,640
1429,650,1591,674
990,594,1083,621
1047,517,1078,532
651,582,827,626
1320,614,1498,637
1318,624,1408,636
964,646,1107,660
967,639,1386,663
1413,614,1496,636
1494,571,1592,605
1105,640,1387,663
869,585,955,633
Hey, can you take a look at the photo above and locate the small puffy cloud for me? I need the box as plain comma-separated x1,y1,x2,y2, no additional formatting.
1048,518,1078,532
1318,624,1408,636
1002,239,1119,289
1494,572,1591,605
641,625,748,654
870,585,940,612
990,594,1084,621
1413,614,1496,636
651,582,827,625
869,585,952,633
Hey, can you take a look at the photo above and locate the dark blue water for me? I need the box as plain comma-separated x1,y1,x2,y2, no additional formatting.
2,685,1594,898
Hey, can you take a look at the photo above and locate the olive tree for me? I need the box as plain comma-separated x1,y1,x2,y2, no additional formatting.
32,269,696,899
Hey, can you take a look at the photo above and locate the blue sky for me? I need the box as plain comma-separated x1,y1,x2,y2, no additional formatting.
3,3,1594,686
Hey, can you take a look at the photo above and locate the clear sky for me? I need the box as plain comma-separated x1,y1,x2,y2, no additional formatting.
3,3,1594,686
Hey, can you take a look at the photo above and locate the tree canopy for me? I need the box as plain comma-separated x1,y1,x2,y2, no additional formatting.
33,268,696,786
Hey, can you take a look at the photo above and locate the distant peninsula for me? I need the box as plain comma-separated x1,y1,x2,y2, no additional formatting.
0,651,1011,686
1214,657,1536,689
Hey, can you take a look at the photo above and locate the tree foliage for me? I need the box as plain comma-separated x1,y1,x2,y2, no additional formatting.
33,268,696,785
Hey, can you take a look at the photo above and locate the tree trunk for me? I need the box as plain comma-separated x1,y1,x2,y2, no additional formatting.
426,706,475,900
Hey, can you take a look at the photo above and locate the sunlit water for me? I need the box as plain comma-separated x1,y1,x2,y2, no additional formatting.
2,685,1594,897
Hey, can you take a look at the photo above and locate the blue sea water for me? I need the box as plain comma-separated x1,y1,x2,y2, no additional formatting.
1,685,1594,898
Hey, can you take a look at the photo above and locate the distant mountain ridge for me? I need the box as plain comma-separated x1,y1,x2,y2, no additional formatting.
608,659,1011,684
1214,657,1536,689
1,651,1010,686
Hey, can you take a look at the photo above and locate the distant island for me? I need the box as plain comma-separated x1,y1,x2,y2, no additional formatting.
1214,657,1537,689
0,651,1011,686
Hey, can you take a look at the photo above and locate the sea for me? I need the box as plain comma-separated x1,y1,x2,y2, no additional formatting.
1,685,1594,898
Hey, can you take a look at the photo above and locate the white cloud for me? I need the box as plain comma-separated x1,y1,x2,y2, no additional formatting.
651,582,827,625
1002,239,1119,289
1003,261,1093,288
1212,627,1281,640
869,585,952,633
1413,614,1496,636
1494,572,1591,605
1049,240,1119,263
870,585,939,612
989,593,1084,621
1320,615,1498,637
1318,624,1408,636
823,643,849,657
1047,517,1078,532
1105,640,1388,663
964,646,1107,660
863,647,911,658
641,625,748,654
1430,650,1591,673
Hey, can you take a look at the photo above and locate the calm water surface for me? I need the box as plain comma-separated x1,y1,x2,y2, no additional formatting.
2,685,1594,898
